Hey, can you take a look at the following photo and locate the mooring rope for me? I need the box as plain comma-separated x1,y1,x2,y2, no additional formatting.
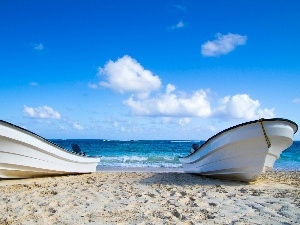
259,118,271,148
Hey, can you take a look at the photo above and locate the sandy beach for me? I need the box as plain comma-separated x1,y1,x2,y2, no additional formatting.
1,171,299,225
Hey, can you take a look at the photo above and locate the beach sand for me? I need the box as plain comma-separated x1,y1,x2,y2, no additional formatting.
0,171,299,225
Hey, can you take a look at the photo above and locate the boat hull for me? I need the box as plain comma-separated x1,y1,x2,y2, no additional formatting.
0,120,100,178
179,118,298,182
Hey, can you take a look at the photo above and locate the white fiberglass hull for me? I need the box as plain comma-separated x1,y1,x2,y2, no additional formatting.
0,120,100,178
179,118,298,182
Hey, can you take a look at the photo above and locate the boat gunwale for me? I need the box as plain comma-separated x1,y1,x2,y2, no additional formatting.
179,118,298,159
0,119,100,159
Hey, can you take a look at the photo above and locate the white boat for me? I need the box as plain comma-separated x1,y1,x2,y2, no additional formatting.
0,120,100,178
179,118,298,182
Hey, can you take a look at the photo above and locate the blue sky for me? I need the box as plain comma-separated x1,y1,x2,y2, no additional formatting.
1,0,300,140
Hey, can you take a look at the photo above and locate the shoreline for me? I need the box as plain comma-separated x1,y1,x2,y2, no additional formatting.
96,165,184,173
98,165,300,173
1,170,300,224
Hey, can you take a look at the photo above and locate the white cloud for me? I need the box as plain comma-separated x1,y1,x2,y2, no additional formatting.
23,106,61,119
170,21,185,29
72,122,84,130
32,43,44,51
124,84,212,117
201,33,247,57
213,94,275,120
124,85,274,120
166,83,176,94
98,55,161,99
95,55,273,121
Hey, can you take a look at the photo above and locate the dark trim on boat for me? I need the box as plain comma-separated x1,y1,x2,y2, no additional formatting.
180,118,298,158
0,120,99,158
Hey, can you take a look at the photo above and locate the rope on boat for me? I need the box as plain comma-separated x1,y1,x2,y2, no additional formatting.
259,118,271,148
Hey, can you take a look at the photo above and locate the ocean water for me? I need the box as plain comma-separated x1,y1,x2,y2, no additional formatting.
50,139,300,171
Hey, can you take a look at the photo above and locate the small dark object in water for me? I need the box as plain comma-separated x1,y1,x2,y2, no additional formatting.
72,143,82,154
71,143,86,156
190,144,200,154
192,144,200,150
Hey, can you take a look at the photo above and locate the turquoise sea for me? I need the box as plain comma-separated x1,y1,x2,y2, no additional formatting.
50,139,300,171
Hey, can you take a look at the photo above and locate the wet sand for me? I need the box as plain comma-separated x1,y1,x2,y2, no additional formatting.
0,171,299,224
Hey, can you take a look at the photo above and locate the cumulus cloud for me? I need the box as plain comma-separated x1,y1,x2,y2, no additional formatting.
124,84,212,117
213,94,275,119
98,55,161,99
170,21,185,29
201,33,247,57
32,43,44,51
124,85,274,120
23,106,61,119
94,55,273,121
